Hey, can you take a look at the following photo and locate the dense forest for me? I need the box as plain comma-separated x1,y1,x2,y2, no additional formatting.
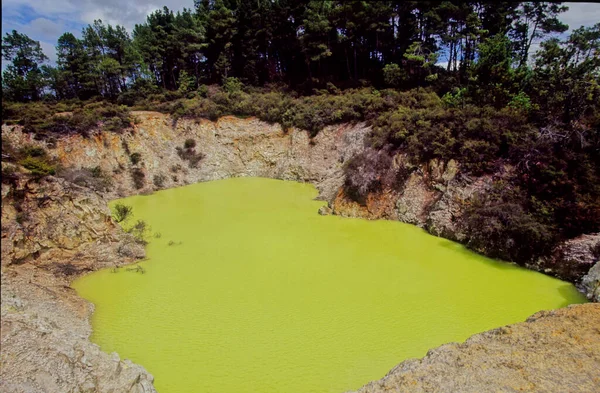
2,1,599,268
2,1,593,96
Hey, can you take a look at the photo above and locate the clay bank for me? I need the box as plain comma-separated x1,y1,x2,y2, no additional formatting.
1,112,599,393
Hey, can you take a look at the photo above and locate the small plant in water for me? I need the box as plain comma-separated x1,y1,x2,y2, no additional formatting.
154,232,162,238
126,219,150,245
125,265,146,274
168,240,183,246
113,203,133,223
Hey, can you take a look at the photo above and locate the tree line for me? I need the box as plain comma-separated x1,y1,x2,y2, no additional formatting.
2,1,592,103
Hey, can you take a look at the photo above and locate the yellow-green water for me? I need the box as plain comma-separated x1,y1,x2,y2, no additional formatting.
73,177,586,393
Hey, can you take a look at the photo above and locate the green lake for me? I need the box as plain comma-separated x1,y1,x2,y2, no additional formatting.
73,177,586,393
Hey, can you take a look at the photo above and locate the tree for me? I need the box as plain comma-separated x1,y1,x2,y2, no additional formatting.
473,34,516,107
204,0,237,82
299,1,334,83
382,63,405,87
402,41,439,85
511,2,569,68
532,23,600,125
2,30,48,101
56,32,95,99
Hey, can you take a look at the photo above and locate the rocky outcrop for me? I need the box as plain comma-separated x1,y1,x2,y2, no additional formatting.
1,173,144,270
1,172,155,393
2,112,368,202
350,303,600,393
1,266,155,393
582,262,600,302
534,233,600,283
331,152,600,295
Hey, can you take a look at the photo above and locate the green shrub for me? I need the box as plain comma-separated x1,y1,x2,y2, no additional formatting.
130,152,142,165
18,156,56,177
223,77,243,93
176,144,205,168
113,203,133,223
383,63,406,87
184,138,196,149
197,84,209,98
126,219,150,244
153,173,166,188
18,145,46,158
131,168,145,189
442,87,467,108
507,91,533,114
462,185,555,263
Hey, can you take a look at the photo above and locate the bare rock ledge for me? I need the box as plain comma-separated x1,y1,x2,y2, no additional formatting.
350,303,600,393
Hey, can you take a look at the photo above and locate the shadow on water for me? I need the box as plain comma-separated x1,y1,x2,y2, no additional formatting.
434,236,523,272
433,235,588,307
557,283,587,307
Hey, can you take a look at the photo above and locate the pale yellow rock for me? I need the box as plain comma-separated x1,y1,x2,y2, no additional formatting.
350,304,600,393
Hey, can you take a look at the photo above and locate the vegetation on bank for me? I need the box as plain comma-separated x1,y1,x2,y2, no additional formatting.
1,1,599,268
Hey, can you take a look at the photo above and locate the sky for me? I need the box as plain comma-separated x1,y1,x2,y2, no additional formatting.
1,1,600,66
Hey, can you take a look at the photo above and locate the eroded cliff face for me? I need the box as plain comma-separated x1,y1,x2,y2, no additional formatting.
2,112,368,202
1,172,154,393
1,174,144,269
331,151,600,297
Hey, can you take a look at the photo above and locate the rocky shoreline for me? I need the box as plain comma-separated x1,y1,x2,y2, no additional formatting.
350,303,600,393
1,176,156,392
1,113,599,392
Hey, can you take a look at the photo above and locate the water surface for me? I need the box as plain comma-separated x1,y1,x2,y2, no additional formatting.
73,177,586,393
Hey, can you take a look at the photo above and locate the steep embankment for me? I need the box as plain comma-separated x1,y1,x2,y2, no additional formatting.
2,112,368,201
1,175,155,392
3,111,598,296
1,112,599,393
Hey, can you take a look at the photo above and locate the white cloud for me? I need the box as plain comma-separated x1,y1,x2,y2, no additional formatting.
40,40,58,64
560,3,600,31
2,0,193,63
2,0,193,31
27,18,65,37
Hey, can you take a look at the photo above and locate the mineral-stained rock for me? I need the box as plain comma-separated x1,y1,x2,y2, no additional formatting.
0,266,156,393
395,172,437,226
1,172,154,393
534,233,600,282
581,261,600,302
350,303,600,393
1,173,144,270
318,205,333,215
2,113,369,204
